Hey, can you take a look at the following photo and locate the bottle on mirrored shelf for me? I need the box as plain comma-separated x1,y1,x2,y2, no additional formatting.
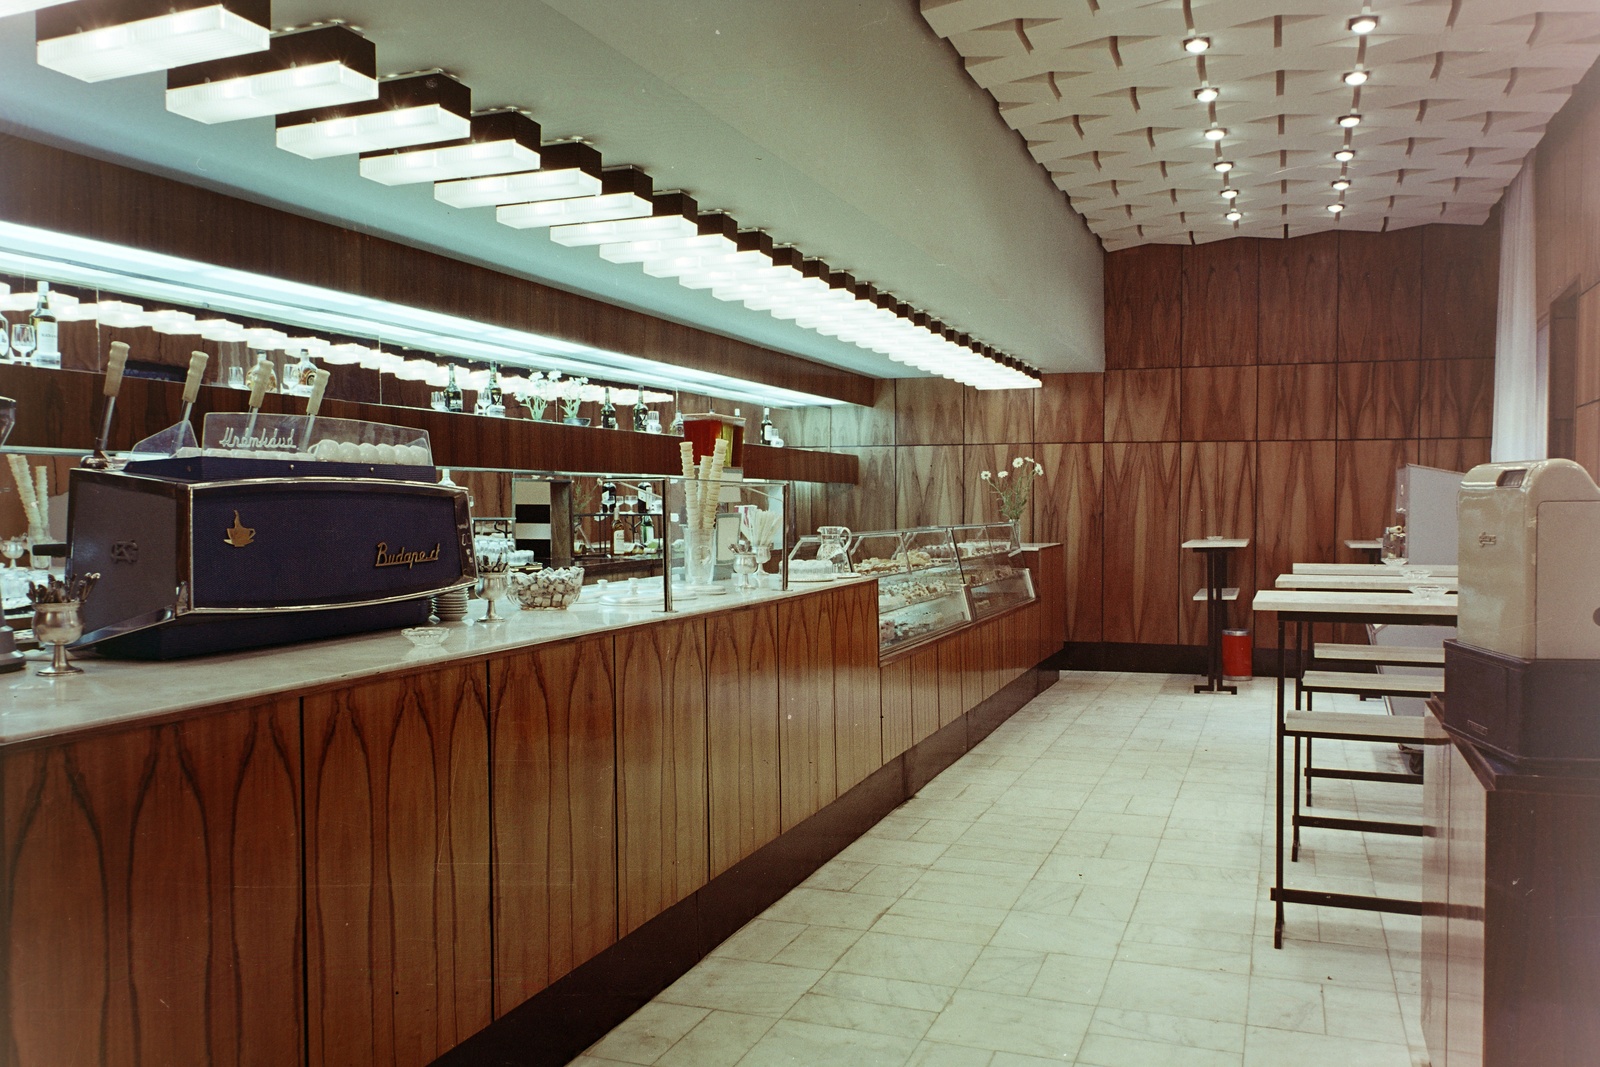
637,497,653,547
487,362,504,409
444,363,465,413
612,526,628,555
669,407,683,435
600,387,618,430
760,407,774,444
30,282,59,369
632,385,648,431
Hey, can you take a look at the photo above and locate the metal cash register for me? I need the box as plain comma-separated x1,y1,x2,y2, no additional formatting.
1445,458,1600,764
67,411,475,659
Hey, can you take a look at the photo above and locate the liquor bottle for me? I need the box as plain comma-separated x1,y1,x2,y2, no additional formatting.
760,407,774,445
632,386,648,432
669,408,684,435
30,282,59,369
599,387,618,430
444,364,465,413
486,363,504,409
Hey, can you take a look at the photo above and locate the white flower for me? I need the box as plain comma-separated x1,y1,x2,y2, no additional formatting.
997,470,1009,480
1012,457,1023,469
980,470,991,481
1034,464,1044,475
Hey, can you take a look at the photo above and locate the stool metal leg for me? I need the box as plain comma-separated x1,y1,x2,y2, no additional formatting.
1274,617,1288,949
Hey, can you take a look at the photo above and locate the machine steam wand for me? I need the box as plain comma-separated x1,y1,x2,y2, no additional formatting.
298,368,330,453
178,350,209,429
243,354,272,446
84,341,130,469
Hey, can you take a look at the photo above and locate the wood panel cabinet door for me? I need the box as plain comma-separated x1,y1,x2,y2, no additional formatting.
707,605,781,879
880,657,915,763
778,591,838,830
910,646,944,744
833,580,884,795
616,619,709,936
489,637,617,1012
3,699,303,1067
303,665,492,1067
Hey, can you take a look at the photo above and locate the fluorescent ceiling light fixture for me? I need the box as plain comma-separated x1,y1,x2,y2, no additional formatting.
434,140,601,208
1343,69,1369,86
166,22,376,123
1348,14,1379,34
554,191,700,248
37,0,269,83
1194,86,1219,103
1328,203,1345,214
497,166,652,229
197,317,246,341
277,70,471,159
1225,209,1243,222
1204,126,1227,141
360,108,542,186
0,220,845,408
1183,36,1210,53
1213,160,1233,173
1338,112,1362,128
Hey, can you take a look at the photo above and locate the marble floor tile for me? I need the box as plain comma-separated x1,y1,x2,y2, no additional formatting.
587,672,1427,1067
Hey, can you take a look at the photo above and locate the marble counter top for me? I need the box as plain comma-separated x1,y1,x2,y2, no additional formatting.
1,576,871,749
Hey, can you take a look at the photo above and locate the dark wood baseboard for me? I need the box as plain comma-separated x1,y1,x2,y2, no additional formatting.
433,665,1057,1067
1049,641,1329,681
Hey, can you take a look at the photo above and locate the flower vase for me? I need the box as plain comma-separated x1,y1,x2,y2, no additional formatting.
1007,518,1022,554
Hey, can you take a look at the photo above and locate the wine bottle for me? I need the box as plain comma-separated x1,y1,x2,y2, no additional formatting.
30,282,59,369
760,407,774,445
632,386,648,432
600,387,618,430
444,364,465,413
487,363,504,409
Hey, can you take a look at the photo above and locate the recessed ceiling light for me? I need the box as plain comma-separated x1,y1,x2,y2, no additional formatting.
1332,178,1351,191
1225,209,1242,222
1334,148,1356,162
1348,14,1379,34
1194,86,1220,103
1221,188,1239,200
1204,127,1227,141
1337,113,1362,128
1213,160,1234,173
1328,203,1345,214
1343,69,1369,86
1184,36,1211,54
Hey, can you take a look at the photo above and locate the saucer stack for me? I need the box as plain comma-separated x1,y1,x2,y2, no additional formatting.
432,588,469,622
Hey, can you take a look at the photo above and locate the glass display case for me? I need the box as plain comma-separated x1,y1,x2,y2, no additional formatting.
850,527,971,656
948,522,1035,620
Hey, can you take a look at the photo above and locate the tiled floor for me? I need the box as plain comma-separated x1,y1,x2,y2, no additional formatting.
576,672,1430,1067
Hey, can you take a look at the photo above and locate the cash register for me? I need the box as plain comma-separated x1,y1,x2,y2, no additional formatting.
1446,458,1600,764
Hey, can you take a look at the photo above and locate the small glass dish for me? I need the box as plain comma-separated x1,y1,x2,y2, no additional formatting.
1408,585,1448,602
402,626,449,649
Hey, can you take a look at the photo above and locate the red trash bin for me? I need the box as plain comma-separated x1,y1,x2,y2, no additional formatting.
1222,629,1252,680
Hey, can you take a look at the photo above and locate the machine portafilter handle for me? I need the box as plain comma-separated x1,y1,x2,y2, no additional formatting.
85,341,130,469
178,350,208,429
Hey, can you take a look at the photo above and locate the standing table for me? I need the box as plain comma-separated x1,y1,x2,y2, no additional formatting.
1251,589,1458,947
1184,537,1249,694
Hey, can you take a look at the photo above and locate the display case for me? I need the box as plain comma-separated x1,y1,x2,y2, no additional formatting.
850,527,971,656
948,522,1035,620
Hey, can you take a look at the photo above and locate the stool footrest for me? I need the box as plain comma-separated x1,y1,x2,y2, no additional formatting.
1296,814,1425,836
1301,670,1442,698
1307,767,1422,785
1272,887,1423,916
1313,642,1444,666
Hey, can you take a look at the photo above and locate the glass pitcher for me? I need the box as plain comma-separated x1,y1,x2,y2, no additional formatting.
817,525,852,571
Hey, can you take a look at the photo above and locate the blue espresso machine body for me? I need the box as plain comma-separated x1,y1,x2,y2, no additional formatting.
67,459,476,660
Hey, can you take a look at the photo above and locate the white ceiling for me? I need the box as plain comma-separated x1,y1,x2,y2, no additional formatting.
922,0,1600,250
0,1,1107,374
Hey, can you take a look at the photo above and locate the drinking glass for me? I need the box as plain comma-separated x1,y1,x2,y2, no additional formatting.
9,325,35,366
1,536,24,568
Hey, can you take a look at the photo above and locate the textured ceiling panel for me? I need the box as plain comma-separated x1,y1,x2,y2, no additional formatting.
922,0,1600,248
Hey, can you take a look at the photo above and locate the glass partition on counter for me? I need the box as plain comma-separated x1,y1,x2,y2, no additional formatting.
850,527,971,656
948,522,1036,620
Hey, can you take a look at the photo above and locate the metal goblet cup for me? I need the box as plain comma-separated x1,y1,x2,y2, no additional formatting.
33,600,84,677
479,572,510,622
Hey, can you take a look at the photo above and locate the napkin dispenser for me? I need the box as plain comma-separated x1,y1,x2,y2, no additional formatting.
1444,459,1600,765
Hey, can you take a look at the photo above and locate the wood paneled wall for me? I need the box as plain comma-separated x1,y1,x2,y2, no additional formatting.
1536,57,1600,480
783,224,1500,650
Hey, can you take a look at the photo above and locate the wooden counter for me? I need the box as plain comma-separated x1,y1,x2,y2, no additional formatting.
1,545,1064,1067
1422,701,1600,1067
